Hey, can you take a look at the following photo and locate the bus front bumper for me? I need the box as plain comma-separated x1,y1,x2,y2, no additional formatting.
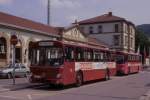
30,75,63,85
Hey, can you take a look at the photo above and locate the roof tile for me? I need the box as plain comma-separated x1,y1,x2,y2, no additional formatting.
0,12,59,36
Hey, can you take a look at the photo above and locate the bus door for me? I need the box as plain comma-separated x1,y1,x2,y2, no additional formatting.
63,46,76,84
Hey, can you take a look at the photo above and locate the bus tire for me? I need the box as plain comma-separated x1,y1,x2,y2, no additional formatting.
75,72,83,87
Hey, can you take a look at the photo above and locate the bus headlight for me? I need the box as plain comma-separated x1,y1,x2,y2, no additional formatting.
56,74,62,78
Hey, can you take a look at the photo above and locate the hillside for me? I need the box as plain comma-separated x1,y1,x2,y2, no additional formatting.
137,24,150,36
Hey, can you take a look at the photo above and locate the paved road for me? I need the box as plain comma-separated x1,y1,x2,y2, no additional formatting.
0,71,149,100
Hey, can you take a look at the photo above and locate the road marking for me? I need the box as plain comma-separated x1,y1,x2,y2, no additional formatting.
0,94,23,99
32,92,61,97
27,94,32,100
0,89,10,92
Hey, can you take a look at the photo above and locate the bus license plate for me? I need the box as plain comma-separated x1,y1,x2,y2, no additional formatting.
34,75,41,79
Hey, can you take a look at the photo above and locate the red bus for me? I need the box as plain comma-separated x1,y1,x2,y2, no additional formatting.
29,40,116,86
116,51,142,75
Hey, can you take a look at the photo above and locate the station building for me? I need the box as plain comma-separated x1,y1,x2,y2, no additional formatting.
58,25,108,49
0,12,59,67
0,11,136,67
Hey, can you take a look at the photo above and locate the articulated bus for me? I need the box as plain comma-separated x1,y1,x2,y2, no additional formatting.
29,40,116,86
116,51,142,75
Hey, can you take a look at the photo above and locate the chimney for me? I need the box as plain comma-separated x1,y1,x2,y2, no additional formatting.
108,12,112,16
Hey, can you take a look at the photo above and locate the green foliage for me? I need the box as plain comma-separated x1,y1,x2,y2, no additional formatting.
135,29,150,55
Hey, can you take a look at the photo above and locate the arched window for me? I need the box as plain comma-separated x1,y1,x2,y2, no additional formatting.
0,37,7,59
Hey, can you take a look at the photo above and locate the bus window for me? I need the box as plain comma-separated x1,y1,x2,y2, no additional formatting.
31,49,40,65
76,47,84,62
93,51,103,62
84,49,93,61
37,50,40,64
45,48,63,66
116,55,124,64
39,48,46,65
104,52,110,61
100,52,104,61
65,47,74,61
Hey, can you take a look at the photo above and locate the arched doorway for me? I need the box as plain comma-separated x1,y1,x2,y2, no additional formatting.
0,37,7,67
15,40,22,63
28,41,35,66
0,37,7,59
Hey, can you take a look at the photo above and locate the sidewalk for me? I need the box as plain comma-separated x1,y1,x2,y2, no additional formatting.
0,78,42,92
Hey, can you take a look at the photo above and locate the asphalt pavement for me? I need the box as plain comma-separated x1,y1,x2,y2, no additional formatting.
0,70,149,100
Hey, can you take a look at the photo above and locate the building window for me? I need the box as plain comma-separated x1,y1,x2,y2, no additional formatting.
130,37,133,48
98,25,102,33
113,35,120,46
127,26,130,33
80,27,84,32
0,37,7,59
89,26,93,34
115,24,119,32
125,36,128,46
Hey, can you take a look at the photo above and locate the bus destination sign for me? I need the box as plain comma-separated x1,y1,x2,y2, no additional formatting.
39,42,54,46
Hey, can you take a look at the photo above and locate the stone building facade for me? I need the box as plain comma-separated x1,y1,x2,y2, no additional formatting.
0,12,59,67
77,12,136,53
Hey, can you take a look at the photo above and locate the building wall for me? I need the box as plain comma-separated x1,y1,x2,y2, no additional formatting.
80,22,122,34
0,27,57,67
79,21,135,53
89,33,121,47
122,22,135,52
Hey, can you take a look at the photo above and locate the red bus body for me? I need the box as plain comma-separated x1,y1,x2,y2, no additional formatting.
29,40,116,86
116,51,142,75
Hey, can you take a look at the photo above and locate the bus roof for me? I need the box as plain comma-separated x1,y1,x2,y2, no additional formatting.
116,51,141,56
31,40,110,51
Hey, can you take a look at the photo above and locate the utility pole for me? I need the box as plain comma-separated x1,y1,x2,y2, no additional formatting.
10,35,18,85
47,0,51,25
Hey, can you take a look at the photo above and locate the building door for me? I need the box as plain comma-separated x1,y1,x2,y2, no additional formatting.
15,47,22,63
15,40,22,63
0,37,7,67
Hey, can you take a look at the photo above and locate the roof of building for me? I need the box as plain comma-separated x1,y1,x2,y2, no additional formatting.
0,11,59,37
87,37,109,49
57,25,108,48
78,12,134,26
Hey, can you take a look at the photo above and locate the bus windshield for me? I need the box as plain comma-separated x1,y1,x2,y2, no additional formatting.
30,47,64,67
116,55,125,64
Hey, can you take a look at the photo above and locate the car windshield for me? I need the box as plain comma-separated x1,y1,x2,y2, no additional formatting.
30,47,64,66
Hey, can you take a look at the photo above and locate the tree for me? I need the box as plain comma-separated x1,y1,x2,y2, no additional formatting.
135,29,150,63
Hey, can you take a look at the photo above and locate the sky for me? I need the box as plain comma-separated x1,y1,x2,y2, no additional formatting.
0,0,150,27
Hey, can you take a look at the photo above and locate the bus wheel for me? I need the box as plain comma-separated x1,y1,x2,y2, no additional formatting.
76,72,83,87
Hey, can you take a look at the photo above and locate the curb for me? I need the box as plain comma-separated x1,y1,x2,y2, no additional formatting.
10,84,42,91
0,88,10,93
0,83,43,92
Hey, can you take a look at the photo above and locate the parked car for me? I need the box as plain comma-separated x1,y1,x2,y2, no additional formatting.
0,63,30,79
